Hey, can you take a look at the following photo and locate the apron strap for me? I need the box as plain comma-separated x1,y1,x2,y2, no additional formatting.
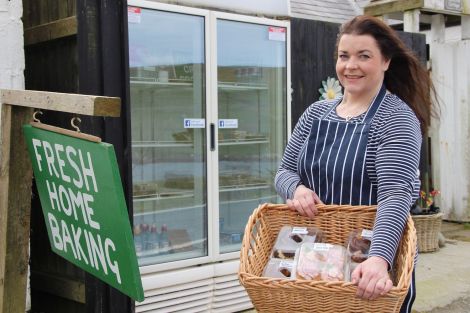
363,83,386,124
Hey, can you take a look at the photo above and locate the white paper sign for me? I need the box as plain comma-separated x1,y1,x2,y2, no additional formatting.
218,119,238,129
268,27,286,42
128,7,141,24
184,118,205,128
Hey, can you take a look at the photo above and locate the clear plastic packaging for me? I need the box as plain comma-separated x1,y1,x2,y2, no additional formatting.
292,243,347,281
346,229,372,263
271,226,324,259
345,229,373,281
262,259,295,279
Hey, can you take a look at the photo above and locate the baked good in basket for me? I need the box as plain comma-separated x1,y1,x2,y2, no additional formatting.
347,229,372,263
294,243,347,281
262,259,294,278
272,226,324,259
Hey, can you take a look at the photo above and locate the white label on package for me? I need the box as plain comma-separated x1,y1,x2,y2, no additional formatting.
218,119,238,129
279,260,293,269
184,118,205,128
361,229,373,239
268,27,286,42
292,227,308,235
128,7,141,24
313,243,332,251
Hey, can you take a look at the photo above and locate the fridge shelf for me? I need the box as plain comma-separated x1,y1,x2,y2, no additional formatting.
218,81,268,91
130,78,194,88
219,183,271,192
132,140,193,148
135,234,207,265
133,190,195,202
219,138,269,145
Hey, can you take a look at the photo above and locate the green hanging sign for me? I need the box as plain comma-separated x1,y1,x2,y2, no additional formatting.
23,124,144,302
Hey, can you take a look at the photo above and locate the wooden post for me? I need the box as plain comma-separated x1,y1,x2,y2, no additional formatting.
404,9,421,32
0,89,120,313
431,14,446,43
462,15,470,40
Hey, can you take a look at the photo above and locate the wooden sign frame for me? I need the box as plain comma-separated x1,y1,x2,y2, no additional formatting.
0,89,120,313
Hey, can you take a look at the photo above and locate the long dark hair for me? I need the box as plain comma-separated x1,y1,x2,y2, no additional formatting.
336,15,438,132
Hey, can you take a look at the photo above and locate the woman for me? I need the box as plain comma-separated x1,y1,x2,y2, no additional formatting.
275,15,437,312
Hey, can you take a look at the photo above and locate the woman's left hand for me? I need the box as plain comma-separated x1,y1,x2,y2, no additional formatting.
351,256,393,300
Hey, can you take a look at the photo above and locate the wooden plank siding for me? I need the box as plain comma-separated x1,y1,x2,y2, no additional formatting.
430,40,470,221
290,0,361,24
290,18,340,127
23,0,77,46
24,3,85,309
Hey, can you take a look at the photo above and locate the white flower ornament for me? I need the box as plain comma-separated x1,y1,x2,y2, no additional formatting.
319,77,343,100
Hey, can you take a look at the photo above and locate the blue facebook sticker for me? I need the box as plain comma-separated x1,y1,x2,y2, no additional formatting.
184,118,205,128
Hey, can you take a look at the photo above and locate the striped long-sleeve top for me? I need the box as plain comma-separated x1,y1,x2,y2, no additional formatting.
275,92,421,267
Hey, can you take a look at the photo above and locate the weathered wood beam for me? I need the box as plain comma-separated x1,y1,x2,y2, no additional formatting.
0,103,34,313
24,16,77,46
0,89,121,117
365,0,424,16
365,0,469,17
31,271,85,304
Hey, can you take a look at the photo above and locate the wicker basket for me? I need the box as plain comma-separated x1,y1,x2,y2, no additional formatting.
412,213,443,253
239,203,417,313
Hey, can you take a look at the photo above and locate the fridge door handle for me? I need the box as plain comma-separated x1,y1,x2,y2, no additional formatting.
210,123,216,151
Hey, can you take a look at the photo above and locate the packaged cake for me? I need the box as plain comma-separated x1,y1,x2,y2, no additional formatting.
262,259,294,279
293,243,347,282
346,229,373,263
271,226,324,259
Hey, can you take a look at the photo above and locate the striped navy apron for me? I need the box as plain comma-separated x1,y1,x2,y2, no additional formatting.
299,84,386,205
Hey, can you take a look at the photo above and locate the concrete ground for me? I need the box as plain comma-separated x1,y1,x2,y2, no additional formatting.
413,221,470,313
240,221,470,313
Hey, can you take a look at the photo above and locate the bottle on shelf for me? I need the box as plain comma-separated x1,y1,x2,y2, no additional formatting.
133,224,142,252
150,224,160,253
141,223,150,251
159,224,170,254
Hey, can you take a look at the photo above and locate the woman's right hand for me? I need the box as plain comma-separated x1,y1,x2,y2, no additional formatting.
286,185,323,219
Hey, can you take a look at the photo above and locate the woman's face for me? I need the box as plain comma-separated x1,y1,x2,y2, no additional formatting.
336,34,390,97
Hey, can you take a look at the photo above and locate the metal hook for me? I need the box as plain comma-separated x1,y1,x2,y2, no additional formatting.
71,117,81,133
33,110,43,123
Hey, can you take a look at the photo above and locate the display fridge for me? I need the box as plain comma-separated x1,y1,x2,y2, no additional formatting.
127,1,290,311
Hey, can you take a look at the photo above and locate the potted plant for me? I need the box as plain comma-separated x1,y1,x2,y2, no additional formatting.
410,189,443,253
411,189,441,215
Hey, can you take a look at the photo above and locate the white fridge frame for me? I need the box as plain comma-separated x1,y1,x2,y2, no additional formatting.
128,0,291,276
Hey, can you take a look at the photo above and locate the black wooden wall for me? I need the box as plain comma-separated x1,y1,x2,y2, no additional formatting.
24,1,132,313
290,18,340,128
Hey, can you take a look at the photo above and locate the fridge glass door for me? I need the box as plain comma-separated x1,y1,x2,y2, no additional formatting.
128,8,207,266
217,20,287,254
